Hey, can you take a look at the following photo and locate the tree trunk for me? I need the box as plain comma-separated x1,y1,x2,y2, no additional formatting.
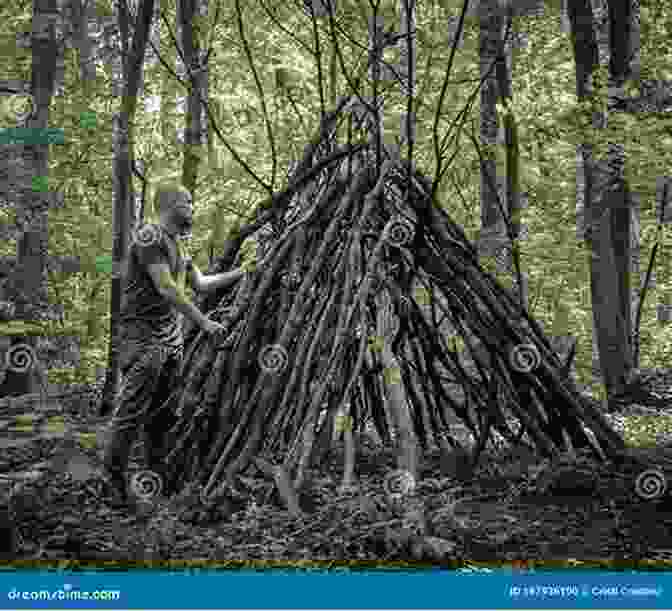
0,0,58,399
179,0,208,198
566,0,632,401
99,0,156,416
71,0,96,99
364,4,418,483
580,0,640,402
478,0,502,236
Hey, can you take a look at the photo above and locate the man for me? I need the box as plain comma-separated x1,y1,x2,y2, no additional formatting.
102,181,244,508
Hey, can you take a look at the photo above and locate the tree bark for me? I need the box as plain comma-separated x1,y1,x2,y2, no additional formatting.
99,0,156,416
179,0,208,197
478,0,502,234
0,0,58,399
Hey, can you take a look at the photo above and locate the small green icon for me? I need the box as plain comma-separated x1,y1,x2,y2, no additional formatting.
32,175,49,192
95,255,113,273
80,111,97,130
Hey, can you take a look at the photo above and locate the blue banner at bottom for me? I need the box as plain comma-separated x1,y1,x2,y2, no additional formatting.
0,571,668,609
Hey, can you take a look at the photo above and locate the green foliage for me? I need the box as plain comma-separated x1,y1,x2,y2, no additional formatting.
2,0,670,393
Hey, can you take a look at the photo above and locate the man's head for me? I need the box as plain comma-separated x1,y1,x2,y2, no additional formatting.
155,182,193,239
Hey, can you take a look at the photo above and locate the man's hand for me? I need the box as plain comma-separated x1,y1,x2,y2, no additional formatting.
197,267,245,294
202,318,226,339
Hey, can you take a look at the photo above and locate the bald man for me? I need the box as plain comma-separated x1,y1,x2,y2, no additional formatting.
102,183,244,508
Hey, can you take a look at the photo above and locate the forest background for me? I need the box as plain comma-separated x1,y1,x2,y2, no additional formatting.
0,0,670,410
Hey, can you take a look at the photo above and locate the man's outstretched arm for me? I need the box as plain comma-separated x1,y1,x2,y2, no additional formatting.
188,261,245,295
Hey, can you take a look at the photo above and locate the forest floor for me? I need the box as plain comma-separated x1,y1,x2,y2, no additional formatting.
3,388,672,570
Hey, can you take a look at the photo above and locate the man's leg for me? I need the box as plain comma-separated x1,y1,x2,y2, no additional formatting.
102,344,169,504
143,347,182,478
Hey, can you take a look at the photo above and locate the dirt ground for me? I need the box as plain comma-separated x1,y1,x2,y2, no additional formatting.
3,391,672,570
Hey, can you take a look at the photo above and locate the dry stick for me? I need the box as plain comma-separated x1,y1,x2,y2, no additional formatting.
286,162,398,482
539,361,627,457
411,272,493,421
200,273,259,432
404,331,457,453
363,354,393,445
407,305,480,443
280,208,364,454
257,186,349,447
340,400,356,490
202,172,369,495
188,348,234,465
280,226,308,324
291,209,368,486
252,457,302,517
488,352,558,457
266,292,333,452
410,311,490,452
221,398,270,488
330,333,369,491
282,290,341,479
196,348,229,422
392,322,431,448
228,237,297,387
273,259,349,454
397,352,431,451
201,237,296,470
428,298,494,435
286,269,350,445
309,406,333,469
165,332,216,426
416,243,552,446
165,340,218,450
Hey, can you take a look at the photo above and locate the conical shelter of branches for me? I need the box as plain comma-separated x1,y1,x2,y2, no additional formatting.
159,102,626,504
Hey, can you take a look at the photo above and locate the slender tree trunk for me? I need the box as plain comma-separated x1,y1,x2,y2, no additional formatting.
566,0,629,401
179,0,208,198
71,0,96,97
578,0,638,402
0,0,58,398
478,0,502,237
99,0,156,416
